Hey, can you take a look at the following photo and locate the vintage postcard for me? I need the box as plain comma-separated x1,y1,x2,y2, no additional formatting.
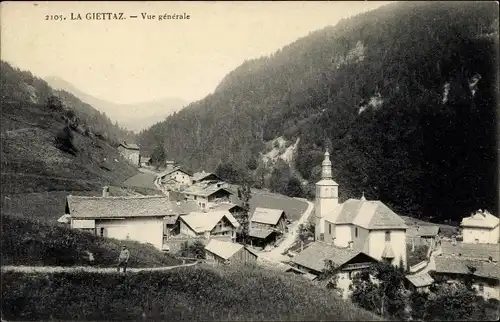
1,1,499,321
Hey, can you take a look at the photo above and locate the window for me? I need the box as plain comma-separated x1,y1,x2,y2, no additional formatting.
194,196,197,200
329,224,332,234
355,227,358,238
100,227,105,237
385,231,391,242
478,284,484,293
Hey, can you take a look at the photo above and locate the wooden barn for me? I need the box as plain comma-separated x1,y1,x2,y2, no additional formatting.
204,239,258,265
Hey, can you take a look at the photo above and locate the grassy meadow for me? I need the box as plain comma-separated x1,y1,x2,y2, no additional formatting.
1,214,180,268
1,263,383,321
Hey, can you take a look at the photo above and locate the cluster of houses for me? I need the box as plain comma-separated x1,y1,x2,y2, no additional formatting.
61,159,289,260
284,151,499,300
63,147,499,301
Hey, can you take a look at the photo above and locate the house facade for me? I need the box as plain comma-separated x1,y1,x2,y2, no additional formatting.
66,192,173,250
177,210,240,240
117,142,140,166
204,239,258,265
315,150,408,268
461,210,499,244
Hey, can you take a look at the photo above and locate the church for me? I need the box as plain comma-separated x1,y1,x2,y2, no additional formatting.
314,150,408,267
290,150,408,297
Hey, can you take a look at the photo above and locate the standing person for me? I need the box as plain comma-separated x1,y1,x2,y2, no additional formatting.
117,246,130,273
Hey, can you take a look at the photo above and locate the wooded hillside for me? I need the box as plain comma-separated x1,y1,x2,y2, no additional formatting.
138,1,498,223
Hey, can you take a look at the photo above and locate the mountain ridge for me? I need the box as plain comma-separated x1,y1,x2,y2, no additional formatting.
45,76,188,132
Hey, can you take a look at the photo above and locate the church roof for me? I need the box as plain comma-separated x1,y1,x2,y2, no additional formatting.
316,179,339,186
324,198,407,230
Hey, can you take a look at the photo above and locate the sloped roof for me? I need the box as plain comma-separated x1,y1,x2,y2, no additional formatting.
406,273,434,287
249,228,275,239
57,214,71,224
192,171,221,182
209,202,245,212
325,199,407,230
141,157,151,163
182,182,233,198
179,211,240,233
290,242,376,273
66,195,171,219
159,167,192,178
434,256,500,280
441,241,499,262
407,225,440,238
167,200,201,215
251,207,286,225
205,239,244,260
119,142,140,150
461,210,499,228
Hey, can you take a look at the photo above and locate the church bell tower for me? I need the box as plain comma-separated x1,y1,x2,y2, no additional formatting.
314,150,339,241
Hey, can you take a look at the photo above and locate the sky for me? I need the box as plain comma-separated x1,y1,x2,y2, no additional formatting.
2,1,391,104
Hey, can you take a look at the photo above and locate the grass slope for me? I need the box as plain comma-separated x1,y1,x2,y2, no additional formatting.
1,214,181,267
1,263,383,321
1,101,138,195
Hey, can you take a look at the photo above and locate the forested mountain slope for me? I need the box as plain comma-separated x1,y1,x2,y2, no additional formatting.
1,61,136,145
138,1,499,223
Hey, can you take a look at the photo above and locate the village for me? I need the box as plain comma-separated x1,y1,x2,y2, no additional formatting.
60,141,500,303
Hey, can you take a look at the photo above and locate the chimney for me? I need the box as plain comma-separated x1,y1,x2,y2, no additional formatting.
176,201,181,206
102,186,109,198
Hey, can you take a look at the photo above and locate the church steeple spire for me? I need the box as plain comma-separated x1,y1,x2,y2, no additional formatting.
321,150,333,179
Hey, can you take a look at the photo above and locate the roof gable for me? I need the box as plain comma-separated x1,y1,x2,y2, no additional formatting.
66,195,171,219
118,142,140,150
434,256,499,280
251,207,285,225
193,172,221,182
182,182,233,198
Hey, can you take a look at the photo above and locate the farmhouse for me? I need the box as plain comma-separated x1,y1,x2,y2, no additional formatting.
204,239,258,265
181,182,233,209
66,191,173,249
314,150,408,268
163,200,201,238
159,161,193,190
460,209,499,244
290,241,379,299
432,256,500,300
176,210,240,240
117,141,140,166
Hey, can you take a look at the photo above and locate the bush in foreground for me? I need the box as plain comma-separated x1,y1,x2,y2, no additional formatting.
1,214,180,267
1,263,383,321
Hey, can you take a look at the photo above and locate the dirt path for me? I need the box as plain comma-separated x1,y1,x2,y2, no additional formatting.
1,262,198,274
258,199,314,263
